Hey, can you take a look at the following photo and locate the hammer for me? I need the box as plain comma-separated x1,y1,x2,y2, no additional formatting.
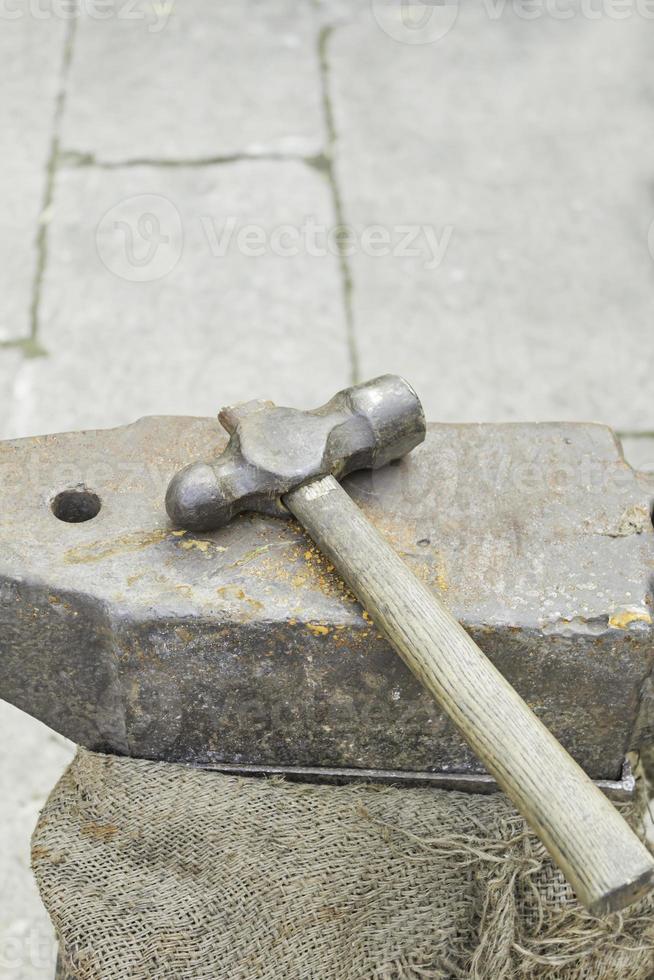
166,375,654,916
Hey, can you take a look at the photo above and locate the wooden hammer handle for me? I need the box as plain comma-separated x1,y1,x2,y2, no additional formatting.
285,475,654,916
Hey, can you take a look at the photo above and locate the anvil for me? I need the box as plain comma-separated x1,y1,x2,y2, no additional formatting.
0,417,652,791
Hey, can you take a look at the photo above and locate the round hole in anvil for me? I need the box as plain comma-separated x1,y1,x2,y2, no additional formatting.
51,489,102,524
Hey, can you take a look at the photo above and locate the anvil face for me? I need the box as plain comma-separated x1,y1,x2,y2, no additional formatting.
0,418,652,782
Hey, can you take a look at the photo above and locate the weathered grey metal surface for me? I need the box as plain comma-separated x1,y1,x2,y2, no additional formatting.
0,418,652,780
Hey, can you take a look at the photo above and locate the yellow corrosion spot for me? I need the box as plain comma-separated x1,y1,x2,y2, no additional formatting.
292,574,307,588
234,545,270,566
171,530,186,537
180,539,212,553
362,611,372,622
608,609,652,630
214,585,264,618
307,623,330,636
65,529,169,564
217,585,246,600
436,565,449,592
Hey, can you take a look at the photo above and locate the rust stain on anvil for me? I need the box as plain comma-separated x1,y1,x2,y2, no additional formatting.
0,415,653,781
64,528,171,564
608,610,652,630
64,528,228,564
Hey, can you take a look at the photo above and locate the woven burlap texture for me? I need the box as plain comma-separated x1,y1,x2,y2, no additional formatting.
33,750,654,980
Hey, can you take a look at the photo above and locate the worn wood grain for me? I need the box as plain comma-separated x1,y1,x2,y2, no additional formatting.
286,475,654,915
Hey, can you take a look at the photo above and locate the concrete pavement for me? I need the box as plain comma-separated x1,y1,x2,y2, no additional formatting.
1,2,653,976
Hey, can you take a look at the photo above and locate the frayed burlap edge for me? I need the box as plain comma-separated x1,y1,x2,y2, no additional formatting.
33,750,654,980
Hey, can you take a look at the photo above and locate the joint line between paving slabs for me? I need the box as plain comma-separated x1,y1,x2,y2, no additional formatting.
58,150,316,170
26,17,78,358
316,23,360,387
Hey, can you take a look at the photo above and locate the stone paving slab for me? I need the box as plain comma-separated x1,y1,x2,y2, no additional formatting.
61,0,325,162
0,20,68,973
0,18,66,342
0,159,350,440
621,435,654,473
0,703,73,980
0,350,22,413
329,5,654,428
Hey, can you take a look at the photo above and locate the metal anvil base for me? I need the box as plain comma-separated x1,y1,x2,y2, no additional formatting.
1,418,653,785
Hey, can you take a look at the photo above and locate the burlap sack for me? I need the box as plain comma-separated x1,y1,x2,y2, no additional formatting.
33,750,654,979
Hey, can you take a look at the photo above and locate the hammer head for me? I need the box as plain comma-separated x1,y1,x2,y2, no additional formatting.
166,375,426,531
